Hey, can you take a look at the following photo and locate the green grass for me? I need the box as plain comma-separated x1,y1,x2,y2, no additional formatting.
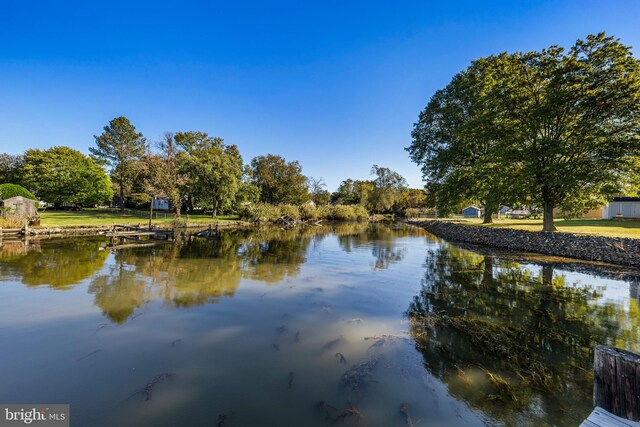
444,218,640,239
38,208,239,227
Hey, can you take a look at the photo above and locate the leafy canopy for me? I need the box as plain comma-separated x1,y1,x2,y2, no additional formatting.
408,33,640,231
19,146,113,206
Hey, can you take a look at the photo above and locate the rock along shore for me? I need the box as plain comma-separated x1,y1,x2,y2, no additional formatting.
407,220,640,268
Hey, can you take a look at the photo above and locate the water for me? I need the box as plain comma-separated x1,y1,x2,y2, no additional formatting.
0,223,638,426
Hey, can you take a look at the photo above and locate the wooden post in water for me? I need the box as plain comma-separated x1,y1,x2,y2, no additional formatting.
593,345,640,421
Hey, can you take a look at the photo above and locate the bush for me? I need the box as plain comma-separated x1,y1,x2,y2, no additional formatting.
238,202,369,222
239,203,281,222
0,183,37,201
330,204,369,221
278,204,301,220
352,204,369,221
299,203,319,220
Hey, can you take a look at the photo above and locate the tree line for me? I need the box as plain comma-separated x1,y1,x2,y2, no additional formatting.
407,33,640,231
1,117,427,218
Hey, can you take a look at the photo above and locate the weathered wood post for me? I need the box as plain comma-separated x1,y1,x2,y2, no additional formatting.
593,345,640,421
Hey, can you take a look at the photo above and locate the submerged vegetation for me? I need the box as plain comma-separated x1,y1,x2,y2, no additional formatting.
405,244,640,425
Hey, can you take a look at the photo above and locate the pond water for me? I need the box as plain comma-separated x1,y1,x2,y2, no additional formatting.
0,223,639,426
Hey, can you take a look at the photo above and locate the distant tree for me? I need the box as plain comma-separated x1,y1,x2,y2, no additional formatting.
392,188,428,214
234,165,261,208
139,133,187,217
175,131,243,218
332,179,358,205
307,176,331,205
90,116,147,212
19,146,113,207
250,154,309,204
367,165,408,213
0,154,22,183
331,178,375,206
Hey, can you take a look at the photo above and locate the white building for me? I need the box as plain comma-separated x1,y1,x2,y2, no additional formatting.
602,197,640,219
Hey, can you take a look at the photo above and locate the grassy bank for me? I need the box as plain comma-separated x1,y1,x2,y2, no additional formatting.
426,218,640,239
37,208,238,227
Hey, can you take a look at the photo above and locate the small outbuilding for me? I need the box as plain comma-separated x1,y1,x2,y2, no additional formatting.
1,195,37,218
463,206,482,218
602,197,640,219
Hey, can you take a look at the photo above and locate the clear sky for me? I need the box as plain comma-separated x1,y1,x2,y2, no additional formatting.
2,0,640,191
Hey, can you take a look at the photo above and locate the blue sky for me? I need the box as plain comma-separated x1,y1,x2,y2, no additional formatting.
2,1,640,191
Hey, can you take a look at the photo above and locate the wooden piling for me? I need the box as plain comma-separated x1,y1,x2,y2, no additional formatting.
593,345,640,421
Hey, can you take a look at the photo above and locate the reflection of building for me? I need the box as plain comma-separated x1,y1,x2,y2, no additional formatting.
631,281,639,301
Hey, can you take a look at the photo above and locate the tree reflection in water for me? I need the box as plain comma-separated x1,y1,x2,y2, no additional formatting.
405,244,640,426
85,224,395,322
0,238,108,289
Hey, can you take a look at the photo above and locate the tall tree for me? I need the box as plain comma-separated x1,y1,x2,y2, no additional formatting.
497,33,640,231
19,146,113,207
307,176,330,205
409,33,640,231
90,116,147,212
140,133,187,217
367,165,408,213
175,131,243,218
407,56,519,223
250,154,309,205
0,153,22,183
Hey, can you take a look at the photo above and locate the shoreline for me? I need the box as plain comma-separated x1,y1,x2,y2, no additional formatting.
407,219,640,269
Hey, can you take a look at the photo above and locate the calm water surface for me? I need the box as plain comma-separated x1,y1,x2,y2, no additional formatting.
0,224,639,426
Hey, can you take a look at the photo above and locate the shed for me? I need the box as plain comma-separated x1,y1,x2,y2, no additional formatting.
602,197,640,219
463,206,482,218
1,196,37,218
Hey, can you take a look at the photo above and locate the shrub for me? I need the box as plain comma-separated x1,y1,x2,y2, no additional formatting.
352,204,369,221
239,203,281,222
299,203,319,220
330,204,359,221
238,202,369,222
278,204,301,220
0,183,37,201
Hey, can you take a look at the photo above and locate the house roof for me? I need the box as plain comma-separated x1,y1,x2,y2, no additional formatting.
463,206,481,211
612,197,640,202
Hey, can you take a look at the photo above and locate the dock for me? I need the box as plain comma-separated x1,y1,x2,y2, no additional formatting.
581,407,639,427
107,225,175,247
581,346,640,426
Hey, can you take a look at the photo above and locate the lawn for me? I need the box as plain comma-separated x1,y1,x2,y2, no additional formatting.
449,218,640,239
38,208,239,227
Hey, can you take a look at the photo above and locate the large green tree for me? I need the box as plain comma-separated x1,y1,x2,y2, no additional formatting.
367,165,408,213
407,57,518,223
499,33,640,231
250,154,309,205
138,133,187,217
90,116,147,212
175,131,243,218
331,178,375,206
409,33,640,231
19,146,112,207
